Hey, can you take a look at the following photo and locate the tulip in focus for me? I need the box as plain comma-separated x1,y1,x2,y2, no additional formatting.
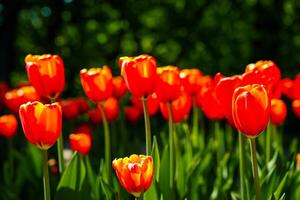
69,133,92,156
19,101,62,150
119,54,157,98
232,84,270,138
80,66,113,102
112,154,153,197
0,114,18,139
270,99,287,125
25,54,65,99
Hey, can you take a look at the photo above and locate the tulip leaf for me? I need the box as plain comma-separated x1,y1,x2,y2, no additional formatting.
159,145,171,200
144,181,158,200
56,152,91,200
151,136,160,182
99,176,113,200
273,172,288,200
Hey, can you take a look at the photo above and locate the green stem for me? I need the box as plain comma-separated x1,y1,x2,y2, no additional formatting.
167,102,174,189
239,133,246,200
51,98,65,174
266,122,271,164
192,97,199,137
141,96,151,155
249,138,261,200
98,102,111,184
42,150,51,200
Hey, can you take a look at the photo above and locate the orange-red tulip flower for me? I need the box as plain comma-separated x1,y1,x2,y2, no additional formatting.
280,78,294,99
103,97,119,122
160,92,192,123
195,75,214,108
292,100,300,119
155,66,181,102
19,101,62,150
270,99,287,125
69,133,91,156
125,106,143,123
112,154,153,197
61,99,80,120
4,86,40,113
215,75,242,125
131,93,160,116
112,76,127,99
88,108,102,124
75,123,92,137
80,66,113,102
179,68,203,96
0,82,9,111
119,54,157,98
74,97,89,113
25,54,65,99
232,84,270,138
0,114,18,139
201,89,224,120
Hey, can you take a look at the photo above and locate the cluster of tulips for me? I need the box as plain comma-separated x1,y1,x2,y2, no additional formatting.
0,53,300,200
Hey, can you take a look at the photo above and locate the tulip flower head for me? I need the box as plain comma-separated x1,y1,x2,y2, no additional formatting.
292,99,300,119
103,97,119,122
112,76,127,99
69,133,92,156
232,84,270,138
80,66,113,103
25,54,65,99
270,99,287,125
119,54,157,98
19,101,62,150
179,68,203,96
155,66,181,102
0,114,18,139
112,154,153,197
125,106,143,123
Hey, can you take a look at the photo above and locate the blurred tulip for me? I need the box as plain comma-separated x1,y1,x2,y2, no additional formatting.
270,99,287,125
0,114,18,139
280,78,294,99
5,86,40,113
201,89,224,120
131,93,160,116
112,154,153,197
297,154,300,170
292,99,300,118
155,66,181,102
292,75,300,100
88,108,102,124
74,97,89,113
160,92,192,123
48,159,59,175
215,75,242,125
69,133,92,156
119,54,157,98
112,76,127,99
80,66,113,102
25,54,65,99
195,75,214,108
124,106,143,123
61,99,80,120
75,123,92,137
103,97,119,122
0,82,9,111
19,101,62,150
232,84,270,137
179,68,202,96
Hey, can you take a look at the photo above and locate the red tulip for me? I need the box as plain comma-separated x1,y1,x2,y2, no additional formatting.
195,75,214,108
61,99,80,120
292,99,300,118
112,154,153,197
179,68,203,96
292,75,300,100
103,97,119,122
0,82,9,111
201,89,224,120
280,78,294,99
112,76,127,99
155,66,181,102
74,97,89,113
124,106,143,123
88,108,102,124
80,66,113,102
75,123,92,137
119,54,157,98
19,101,62,150
69,133,92,156
5,86,40,113
232,84,270,137
270,99,287,125
0,114,18,139
160,92,192,123
131,93,160,116
215,75,242,125
25,54,65,99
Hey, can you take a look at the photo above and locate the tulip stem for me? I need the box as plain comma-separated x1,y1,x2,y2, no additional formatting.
51,98,65,174
249,138,261,200
141,96,151,155
167,102,174,189
266,122,271,164
192,97,198,140
42,150,51,200
99,103,111,185
239,133,246,200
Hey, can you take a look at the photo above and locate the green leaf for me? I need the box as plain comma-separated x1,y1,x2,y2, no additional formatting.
56,152,88,200
151,136,160,182
99,176,113,200
144,181,158,200
274,173,288,200
158,145,171,200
